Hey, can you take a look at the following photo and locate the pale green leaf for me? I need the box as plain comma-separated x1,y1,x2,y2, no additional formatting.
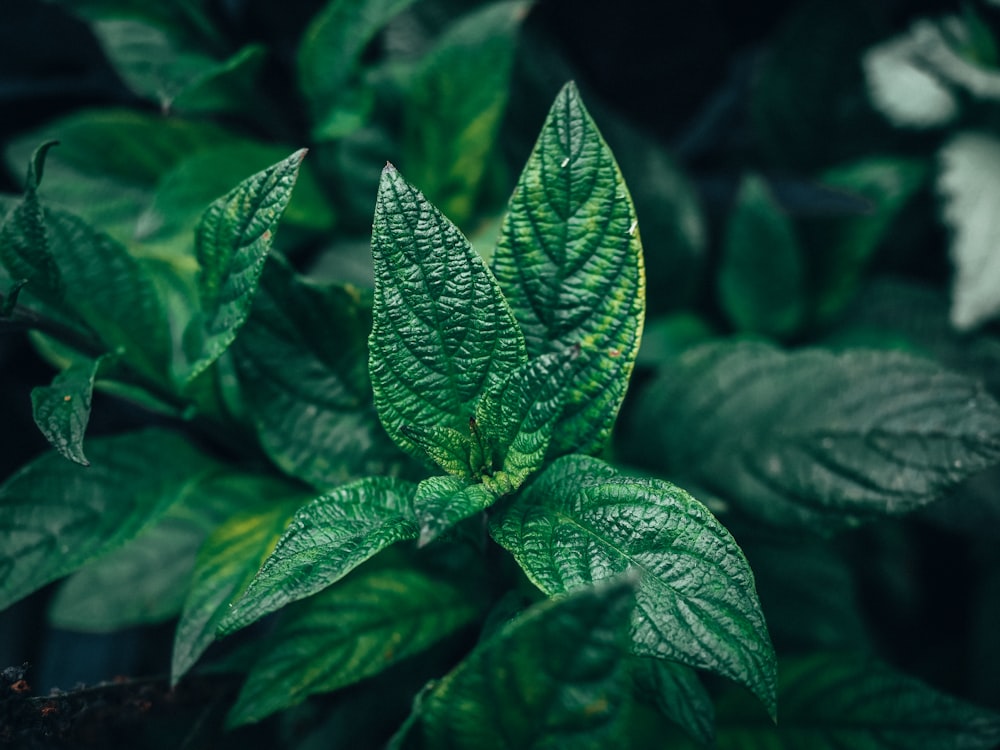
369,164,527,461
633,341,1000,528
490,454,776,718
219,476,419,635
492,82,644,457
227,548,486,726
0,429,223,612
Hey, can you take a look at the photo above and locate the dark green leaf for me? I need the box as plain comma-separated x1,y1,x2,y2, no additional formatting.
31,351,118,466
402,1,528,224
234,257,404,489
411,475,494,547
227,548,487,726
410,577,636,750
633,340,1000,528
180,149,306,383
490,454,776,717
718,173,806,338
171,44,268,116
369,164,527,461
0,429,223,612
631,657,715,745
219,476,418,635
492,82,644,457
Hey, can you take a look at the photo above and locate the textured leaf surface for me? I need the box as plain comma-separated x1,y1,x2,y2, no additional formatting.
234,257,404,488
228,549,486,726
181,149,305,382
219,477,418,635
411,577,636,750
492,82,644,457
490,454,776,717
634,340,1000,528
0,429,222,611
172,476,312,684
369,164,526,461
712,653,1000,750
718,173,805,338
31,352,115,466
939,131,1000,330
631,657,715,745
411,476,494,547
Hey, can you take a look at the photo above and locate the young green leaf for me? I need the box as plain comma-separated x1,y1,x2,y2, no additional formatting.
31,351,117,466
218,476,419,635
369,164,527,462
492,82,645,457
630,657,715,746
227,549,487,726
180,149,306,383
234,257,405,489
633,341,1000,528
172,481,308,685
0,429,223,612
718,173,806,338
712,652,1000,749
411,475,494,547
490,454,777,718
403,576,636,750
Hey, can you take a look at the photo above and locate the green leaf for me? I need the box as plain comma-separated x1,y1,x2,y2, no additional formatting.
369,164,527,461
630,657,715,745
411,475,494,547
0,141,64,306
490,454,777,718
718,173,806,338
170,44,268,116
713,653,1000,749
939,131,1000,330
227,548,487,726
0,429,223,612
31,351,118,466
408,576,636,750
219,476,419,635
234,257,404,489
297,0,416,139
492,82,645,457
633,341,1000,528
172,479,308,684
402,1,528,224
180,149,306,383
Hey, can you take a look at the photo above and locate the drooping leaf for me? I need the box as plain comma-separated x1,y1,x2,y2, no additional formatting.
633,341,1000,528
234,257,405,489
712,653,1000,750
180,149,305,383
718,173,806,338
31,351,118,466
219,476,419,635
297,0,416,139
227,548,487,726
630,657,715,745
402,577,636,750
0,429,223,612
402,1,528,224
490,454,777,718
492,82,645,457
369,164,527,461
171,479,308,684
939,131,1000,331
411,475,494,547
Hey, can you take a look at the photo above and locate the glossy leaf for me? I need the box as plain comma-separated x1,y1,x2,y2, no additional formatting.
0,429,223,611
219,477,419,635
369,164,527,461
411,475,494,547
490,454,777,718
408,577,636,750
631,657,715,745
234,257,403,489
939,131,1000,330
492,82,645,457
180,149,305,383
228,549,486,726
718,173,805,338
172,477,311,684
634,341,1000,528
31,351,117,465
